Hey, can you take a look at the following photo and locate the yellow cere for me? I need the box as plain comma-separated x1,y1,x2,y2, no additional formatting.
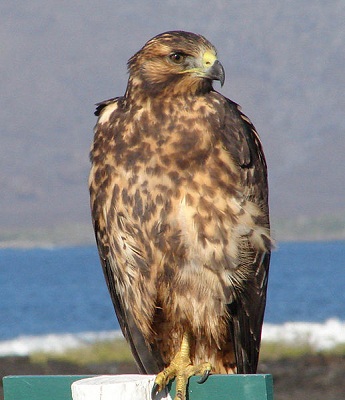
202,50,217,68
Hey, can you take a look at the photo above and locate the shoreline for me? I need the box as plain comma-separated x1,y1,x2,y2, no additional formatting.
2,319,345,357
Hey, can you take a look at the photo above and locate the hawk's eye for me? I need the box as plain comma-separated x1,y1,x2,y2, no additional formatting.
169,52,185,64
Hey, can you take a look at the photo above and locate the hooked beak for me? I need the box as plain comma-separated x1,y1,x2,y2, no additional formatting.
204,59,225,87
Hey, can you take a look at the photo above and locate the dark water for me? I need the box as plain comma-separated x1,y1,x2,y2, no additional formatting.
0,241,344,340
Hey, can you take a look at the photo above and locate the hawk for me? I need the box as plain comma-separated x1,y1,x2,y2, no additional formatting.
89,31,271,400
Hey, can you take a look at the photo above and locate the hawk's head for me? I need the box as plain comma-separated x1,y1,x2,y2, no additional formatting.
127,31,225,96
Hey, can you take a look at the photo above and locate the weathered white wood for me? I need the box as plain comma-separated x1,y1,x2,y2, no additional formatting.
71,374,172,400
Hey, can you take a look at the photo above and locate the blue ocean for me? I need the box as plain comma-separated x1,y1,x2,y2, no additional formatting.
1,241,344,354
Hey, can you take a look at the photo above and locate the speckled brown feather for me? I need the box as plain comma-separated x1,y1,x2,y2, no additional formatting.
89,31,271,375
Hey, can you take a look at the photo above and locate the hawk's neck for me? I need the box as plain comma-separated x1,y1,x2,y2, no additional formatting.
125,74,214,103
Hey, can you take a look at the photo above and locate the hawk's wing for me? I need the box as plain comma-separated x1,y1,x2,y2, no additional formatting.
222,98,271,373
90,98,164,374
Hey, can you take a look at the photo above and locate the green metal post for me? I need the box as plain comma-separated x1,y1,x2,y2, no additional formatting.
3,374,273,400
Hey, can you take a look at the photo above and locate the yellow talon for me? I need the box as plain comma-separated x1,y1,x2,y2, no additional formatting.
152,332,212,400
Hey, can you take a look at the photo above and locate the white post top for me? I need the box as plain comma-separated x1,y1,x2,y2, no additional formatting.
71,374,172,400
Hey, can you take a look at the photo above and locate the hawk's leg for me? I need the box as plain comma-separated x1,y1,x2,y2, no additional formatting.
152,332,212,400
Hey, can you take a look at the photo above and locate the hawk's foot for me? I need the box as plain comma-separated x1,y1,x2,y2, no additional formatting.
151,332,212,400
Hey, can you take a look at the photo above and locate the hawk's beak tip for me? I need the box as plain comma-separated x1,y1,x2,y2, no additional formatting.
207,59,225,87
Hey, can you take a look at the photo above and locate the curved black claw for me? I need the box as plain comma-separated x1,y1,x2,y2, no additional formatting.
197,369,211,384
151,382,160,400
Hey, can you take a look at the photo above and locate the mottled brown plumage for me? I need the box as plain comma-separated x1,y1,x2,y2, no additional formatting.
89,31,271,398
